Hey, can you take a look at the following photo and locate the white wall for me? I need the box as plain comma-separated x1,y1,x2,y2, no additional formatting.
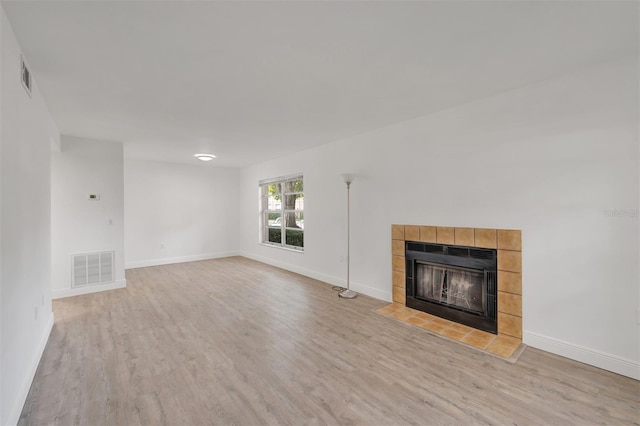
51,136,125,298
0,5,59,425
0,10,4,423
239,56,639,379
124,159,240,268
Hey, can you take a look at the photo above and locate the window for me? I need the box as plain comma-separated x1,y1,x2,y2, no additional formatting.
260,174,304,250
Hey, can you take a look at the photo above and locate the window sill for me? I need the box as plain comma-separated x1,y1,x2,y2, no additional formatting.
259,243,304,253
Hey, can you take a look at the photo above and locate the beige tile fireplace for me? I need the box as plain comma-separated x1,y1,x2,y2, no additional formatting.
378,225,523,358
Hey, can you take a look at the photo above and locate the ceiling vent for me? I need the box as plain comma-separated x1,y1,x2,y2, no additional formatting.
21,55,32,97
72,251,114,288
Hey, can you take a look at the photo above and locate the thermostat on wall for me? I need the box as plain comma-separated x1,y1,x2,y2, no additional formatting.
88,194,100,201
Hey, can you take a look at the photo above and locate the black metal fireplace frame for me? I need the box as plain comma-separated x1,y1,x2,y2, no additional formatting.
405,241,498,334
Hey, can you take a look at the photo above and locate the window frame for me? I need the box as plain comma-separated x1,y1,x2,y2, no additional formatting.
260,173,304,251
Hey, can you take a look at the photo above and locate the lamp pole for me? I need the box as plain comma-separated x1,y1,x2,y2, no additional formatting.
339,174,357,299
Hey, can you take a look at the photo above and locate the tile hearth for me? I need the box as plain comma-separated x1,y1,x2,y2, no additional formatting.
376,303,523,359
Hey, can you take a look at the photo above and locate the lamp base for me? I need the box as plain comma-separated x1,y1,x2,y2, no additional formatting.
338,289,357,299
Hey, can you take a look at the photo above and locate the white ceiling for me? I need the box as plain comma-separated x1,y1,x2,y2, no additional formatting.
3,1,638,167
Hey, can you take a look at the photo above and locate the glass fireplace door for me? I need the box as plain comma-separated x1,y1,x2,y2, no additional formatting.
415,262,485,315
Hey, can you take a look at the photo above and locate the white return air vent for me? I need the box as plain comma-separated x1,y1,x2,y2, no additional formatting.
72,251,114,288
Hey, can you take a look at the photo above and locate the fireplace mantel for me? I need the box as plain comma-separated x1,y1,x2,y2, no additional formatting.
391,225,522,343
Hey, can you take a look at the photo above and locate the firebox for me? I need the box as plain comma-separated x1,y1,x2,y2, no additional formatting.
405,241,497,334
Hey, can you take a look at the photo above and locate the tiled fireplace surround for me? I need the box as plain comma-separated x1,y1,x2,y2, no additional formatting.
381,225,523,358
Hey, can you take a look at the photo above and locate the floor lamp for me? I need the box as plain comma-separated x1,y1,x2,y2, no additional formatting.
339,174,357,299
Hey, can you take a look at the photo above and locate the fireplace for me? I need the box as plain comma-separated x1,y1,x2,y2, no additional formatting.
405,241,497,334
391,225,523,346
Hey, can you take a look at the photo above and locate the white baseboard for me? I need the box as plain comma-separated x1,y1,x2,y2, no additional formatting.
6,313,54,426
239,251,392,302
125,251,240,270
52,279,127,300
348,280,391,302
523,331,640,380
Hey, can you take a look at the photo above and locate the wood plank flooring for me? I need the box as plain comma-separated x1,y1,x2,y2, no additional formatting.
19,257,639,425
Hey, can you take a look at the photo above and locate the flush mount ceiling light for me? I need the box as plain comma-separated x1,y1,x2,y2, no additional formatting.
194,153,216,162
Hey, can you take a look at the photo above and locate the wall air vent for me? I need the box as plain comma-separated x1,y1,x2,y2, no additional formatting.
71,251,114,287
21,55,32,97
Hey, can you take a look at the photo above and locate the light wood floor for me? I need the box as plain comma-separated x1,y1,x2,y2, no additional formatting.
20,257,639,425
